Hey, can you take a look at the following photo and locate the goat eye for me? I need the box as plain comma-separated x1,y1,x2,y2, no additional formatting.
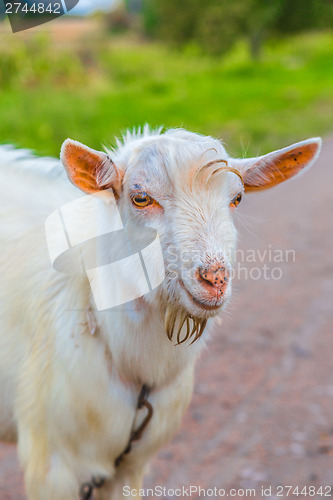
131,192,153,208
230,193,242,208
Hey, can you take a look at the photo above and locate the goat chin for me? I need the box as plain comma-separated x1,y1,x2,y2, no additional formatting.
163,302,208,345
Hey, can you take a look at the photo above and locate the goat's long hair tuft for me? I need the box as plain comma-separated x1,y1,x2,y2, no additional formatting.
164,304,207,345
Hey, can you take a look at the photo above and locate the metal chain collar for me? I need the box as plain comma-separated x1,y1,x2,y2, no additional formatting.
79,384,153,500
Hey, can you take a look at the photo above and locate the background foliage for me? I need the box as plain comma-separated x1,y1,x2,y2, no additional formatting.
0,1,332,159
143,0,333,59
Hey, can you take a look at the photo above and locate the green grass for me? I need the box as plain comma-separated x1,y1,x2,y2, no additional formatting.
0,29,333,158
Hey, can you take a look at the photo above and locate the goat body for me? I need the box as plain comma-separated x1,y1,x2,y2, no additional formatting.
0,128,321,499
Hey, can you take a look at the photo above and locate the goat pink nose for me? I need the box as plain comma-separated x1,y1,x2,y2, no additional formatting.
198,265,229,294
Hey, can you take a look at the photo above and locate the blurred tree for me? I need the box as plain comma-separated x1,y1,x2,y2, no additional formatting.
126,0,143,14
105,4,133,33
275,0,333,34
240,0,284,60
141,0,333,59
143,0,202,44
142,0,159,37
195,0,247,56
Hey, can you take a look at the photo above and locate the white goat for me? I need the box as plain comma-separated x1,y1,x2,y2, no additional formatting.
0,127,321,500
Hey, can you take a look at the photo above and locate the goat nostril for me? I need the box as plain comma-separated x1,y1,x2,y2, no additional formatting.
198,265,229,291
198,267,214,288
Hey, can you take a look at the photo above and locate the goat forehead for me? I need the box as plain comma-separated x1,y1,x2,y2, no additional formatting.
125,136,229,190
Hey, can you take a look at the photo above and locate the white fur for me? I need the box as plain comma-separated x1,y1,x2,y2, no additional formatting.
0,128,321,500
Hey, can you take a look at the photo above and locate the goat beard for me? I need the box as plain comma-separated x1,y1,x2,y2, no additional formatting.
164,304,207,345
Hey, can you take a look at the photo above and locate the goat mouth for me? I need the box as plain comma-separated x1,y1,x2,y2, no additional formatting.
178,280,223,311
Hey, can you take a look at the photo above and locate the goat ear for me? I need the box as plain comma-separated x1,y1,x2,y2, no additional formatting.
60,139,123,195
230,138,321,192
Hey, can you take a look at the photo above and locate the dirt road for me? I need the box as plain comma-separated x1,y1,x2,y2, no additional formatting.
1,138,332,499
